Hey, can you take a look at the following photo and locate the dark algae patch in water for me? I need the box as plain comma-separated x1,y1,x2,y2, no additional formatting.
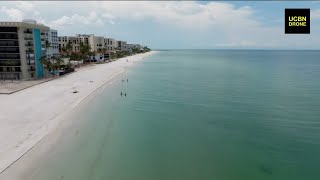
259,164,273,175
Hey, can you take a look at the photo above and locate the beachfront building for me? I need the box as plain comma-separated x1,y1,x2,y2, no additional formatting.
58,36,68,52
45,29,59,59
116,40,128,51
104,38,116,52
58,34,90,53
59,34,107,62
59,34,107,53
127,44,142,52
89,35,104,52
87,35,105,62
103,38,116,60
58,33,146,62
0,19,49,80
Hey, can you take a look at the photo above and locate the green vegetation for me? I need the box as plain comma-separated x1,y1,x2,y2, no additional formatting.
143,46,151,52
108,46,151,61
45,40,51,49
59,42,151,65
40,56,72,77
79,42,92,63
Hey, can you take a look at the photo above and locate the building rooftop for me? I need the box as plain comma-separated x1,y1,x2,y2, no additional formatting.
0,19,49,30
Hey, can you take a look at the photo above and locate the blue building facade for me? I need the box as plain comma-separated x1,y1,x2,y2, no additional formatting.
33,28,43,78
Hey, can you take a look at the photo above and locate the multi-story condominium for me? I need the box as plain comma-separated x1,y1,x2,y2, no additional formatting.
76,34,90,45
59,34,106,53
67,36,82,52
0,19,49,80
45,29,59,59
58,36,68,52
104,38,116,51
127,44,142,51
88,35,104,52
58,35,89,53
116,40,127,51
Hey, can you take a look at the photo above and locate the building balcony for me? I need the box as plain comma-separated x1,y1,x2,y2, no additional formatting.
26,50,34,54
0,34,18,39
0,27,18,33
27,68,36,72
24,30,33,34
27,60,35,66
0,60,21,66
25,43,34,47
24,37,33,41
0,51,20,54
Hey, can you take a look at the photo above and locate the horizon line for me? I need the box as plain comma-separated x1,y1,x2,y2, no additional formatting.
154,48,320,51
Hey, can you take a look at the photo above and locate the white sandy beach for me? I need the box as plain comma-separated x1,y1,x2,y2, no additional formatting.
0,51,157,174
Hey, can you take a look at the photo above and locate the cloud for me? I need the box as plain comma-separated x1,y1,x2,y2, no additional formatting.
0,1,319,49
311,9,320,19
0,1,44,22
16,1,35,12
49,12,104,29
0,7,24,21
95,1,258,31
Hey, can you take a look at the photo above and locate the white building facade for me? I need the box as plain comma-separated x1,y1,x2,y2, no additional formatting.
0,19,49,80
104,38,116,52
45,29,59,59
116,40,127,51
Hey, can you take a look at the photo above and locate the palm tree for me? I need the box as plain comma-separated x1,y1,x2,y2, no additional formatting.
44,40,52,59
131,47,138,54
101,48,107,54
61,47,67,57
65,42,73,56
53,57,64,71
89,51,97,62
79,42,91,63
45,40,51,49
143,46,151,52
40,56,53,77
110,52,117,60
101,48,107,62
70,52,81,67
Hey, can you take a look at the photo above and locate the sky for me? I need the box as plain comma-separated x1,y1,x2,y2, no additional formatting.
1,1,320,49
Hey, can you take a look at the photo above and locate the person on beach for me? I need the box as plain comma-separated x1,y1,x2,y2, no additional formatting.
121,92,123,96
125,93,127,97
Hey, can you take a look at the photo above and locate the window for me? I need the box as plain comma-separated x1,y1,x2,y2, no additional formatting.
0,27,18,32
0,47,20,53
0,40,19,46
0,34,18,39
0,54,20,59
0,60,20,66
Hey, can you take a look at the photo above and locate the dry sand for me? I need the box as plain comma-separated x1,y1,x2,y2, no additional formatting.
0,51,157,174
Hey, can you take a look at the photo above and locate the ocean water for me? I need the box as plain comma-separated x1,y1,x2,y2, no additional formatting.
6,50,320,180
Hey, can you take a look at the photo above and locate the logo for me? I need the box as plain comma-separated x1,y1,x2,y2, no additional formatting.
285,8,310,34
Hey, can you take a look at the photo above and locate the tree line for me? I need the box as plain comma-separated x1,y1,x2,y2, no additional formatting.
40,40,151,77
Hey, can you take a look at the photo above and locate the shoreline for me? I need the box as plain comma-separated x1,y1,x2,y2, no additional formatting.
0,51,158,174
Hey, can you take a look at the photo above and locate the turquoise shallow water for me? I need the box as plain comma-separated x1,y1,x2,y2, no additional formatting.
7,50,320,180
